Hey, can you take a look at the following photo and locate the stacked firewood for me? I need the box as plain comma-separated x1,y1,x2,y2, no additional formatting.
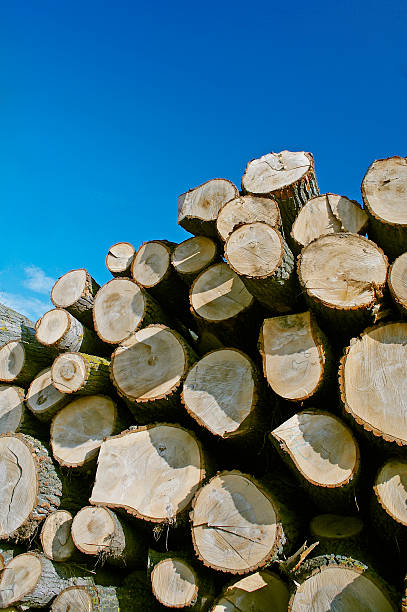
1,151,407,610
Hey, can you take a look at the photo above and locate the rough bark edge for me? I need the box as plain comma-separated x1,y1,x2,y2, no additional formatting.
361,156,407,228
151,557,199,608
105,242,135,277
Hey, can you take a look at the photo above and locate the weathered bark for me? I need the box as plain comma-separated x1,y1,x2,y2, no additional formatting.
225,222,301,313
25,367,69,422
40,510,75,563
259,311,334,403
0,302,34,345
217,194,282,242
0,384,45,436
105,241,135,277
90,424,208,526
51,269,100,329
308,514,365,558
371,459,407,549
111,324,196,423
290,193,368,252
51,353,111,395
0,336,57,388
270,410,360,512
36,309,109,356
298,233,388,339
339,322,407,447
241,150,319,233
50,395,117,469
361,156,407,261
388,252,407,317
71,505,145,568
178,178,239,237
191,470,300,574
171,236,219,285
211,571,289,612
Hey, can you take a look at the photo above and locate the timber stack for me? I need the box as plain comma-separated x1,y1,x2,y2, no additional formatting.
0,150,407,610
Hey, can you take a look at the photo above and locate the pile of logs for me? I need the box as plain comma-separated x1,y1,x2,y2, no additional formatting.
1,151,407,610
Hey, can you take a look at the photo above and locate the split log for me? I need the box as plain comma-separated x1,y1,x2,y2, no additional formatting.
309,514,365,557
225,222,300,313
93,277,169,345
291,193,368,252
371,459,407,548
216,194,281,242
90,424,207,525
50,395,117,469
259,312,334,402
241,151,319,232
25,367,69,422
182,348,266,442
191,470,299,574
0,384,38,435
106,241,135,277
40,510,75,563
211,571,289,612
0,336,57,387
178,178,239,237
288,555,396,611
361,156,407,261
51,269,100,329
171,236,219,285
52,353,111,395
0,303,34,345
388,252,407,316
36,309,108,356
298,233,388,337
71,505,145,567
339,321,407,447
0,433,62,542
270,410,360,511
111,324,196,422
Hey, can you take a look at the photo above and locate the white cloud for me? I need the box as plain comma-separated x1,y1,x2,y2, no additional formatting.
23,265,55,295
0,291,51,321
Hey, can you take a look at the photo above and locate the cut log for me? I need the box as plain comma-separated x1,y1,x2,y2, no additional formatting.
36,308,108,356
111,324,196,422
51,353,111,395
225,222,300,313
191,470,299,574
211,571,289,612
71,505,145,567
216,194,281,242
106,241,135,277
40,510,75,563
90,424,207,525
50,395,117,469
298,233,388,337
241,151,319,232
25,367,69,422
339,322,407,446
259,312,333,402
182,348,265,441
288,555,396,612
0,337,57,387
93,277,169,345
171,236,219,285
0,385,31,435
291,193,368,251
362,156,407,261
51,269,100,329
178,178,239,237
0,433,62,541
309,514,365,557
0,303,34,345
270,410,360,511
388,252,407,316
371,459,407,549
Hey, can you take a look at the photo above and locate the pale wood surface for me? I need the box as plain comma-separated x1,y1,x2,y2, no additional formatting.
151,558,198,607
389,252,407,312
211,571,289,612
242,151,312,194
172,236,218,280
51,352,110,395
0,385,25,434
51,269,88,308
40,510,75,562
225,222,283,278
0,342,25,382
132,241,171,287
374,459,407,526
216,195,281,241
51,586,92,611
26,367,68,421
0,553,42,607
362,156,407,225
106,242,135,276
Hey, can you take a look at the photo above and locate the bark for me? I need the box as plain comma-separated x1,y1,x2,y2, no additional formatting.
25,367,69,422
216,194,281,242
105,241,135,277
0,303,34,345
308,514,366,558
211,571,289,612
51,352,111,395
36,309,109,356
171,236,220,285
51,269,100,329
0,337,58,388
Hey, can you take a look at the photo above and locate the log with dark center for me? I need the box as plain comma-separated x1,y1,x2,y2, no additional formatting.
51,352,111,395
51,269,100,329
171,236,219,285
106,242,136,277
216,194,281,242
211,571,289,612
25,367,68,422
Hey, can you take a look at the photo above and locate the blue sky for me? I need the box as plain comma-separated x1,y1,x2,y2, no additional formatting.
1,0,406,320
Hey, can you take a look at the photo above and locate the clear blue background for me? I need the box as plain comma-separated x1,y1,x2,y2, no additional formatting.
1,0,406,319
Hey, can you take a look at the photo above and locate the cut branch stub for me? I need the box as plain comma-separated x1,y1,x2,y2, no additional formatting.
171,236,219,285
182,348,264,440
388,252,407,316
90,424,206,524
291,193,368,251
40,510,75,562
211,571,289,612
0,337,57,387
50,395,117,469
362,156,407,261
0,385,26,434
241,151,319,232
111,325,196,421
93,277,169,345
0,433,62,541
259,312,333,402
339,322,407,446
298,233,388,337
178,178,239,237
225,222,299,313
270,410,360,511
373,459,407,530
52,352,111,395
191,471,297,574
216,194,281,242
25,367,68,422
51,269,100,329
151,557,199,608
106,241,135,277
